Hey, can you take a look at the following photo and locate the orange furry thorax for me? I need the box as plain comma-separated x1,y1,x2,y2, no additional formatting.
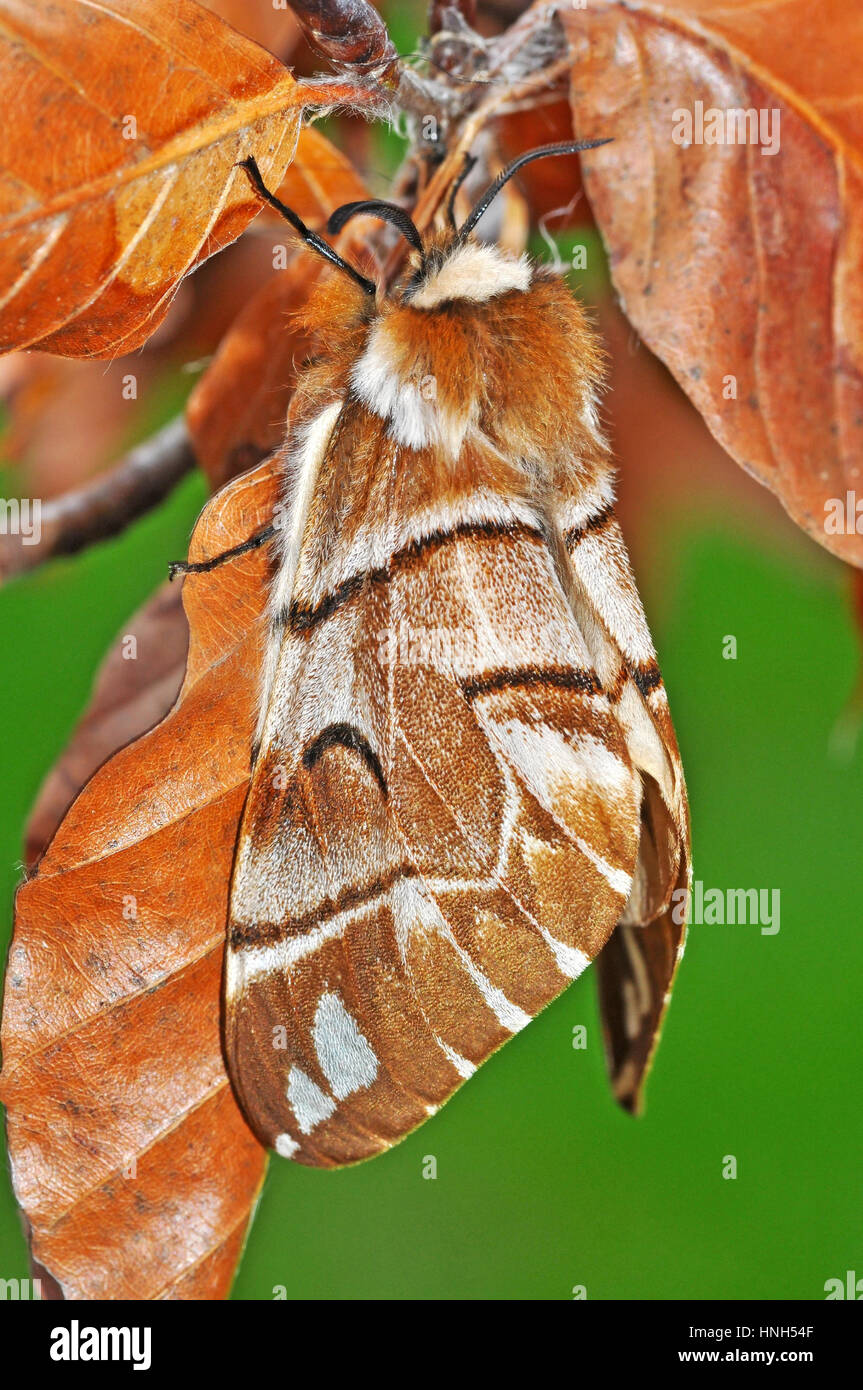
294,237,609,496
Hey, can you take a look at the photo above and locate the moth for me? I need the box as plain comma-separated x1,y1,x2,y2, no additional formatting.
174,141,690,1166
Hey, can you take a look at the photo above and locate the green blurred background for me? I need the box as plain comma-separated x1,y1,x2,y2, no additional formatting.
1,0,862,1301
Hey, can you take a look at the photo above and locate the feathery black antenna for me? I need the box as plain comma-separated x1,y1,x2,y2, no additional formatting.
327,200,425,261
457,139,613,242
446,152,478,230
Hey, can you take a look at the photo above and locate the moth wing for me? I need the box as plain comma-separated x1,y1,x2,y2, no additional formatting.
557,494,691,1111
225,462,649,1164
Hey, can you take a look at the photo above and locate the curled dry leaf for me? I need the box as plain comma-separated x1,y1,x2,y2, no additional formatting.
562,0,863,565
0,230,293,501
25,581,189,869
0,458,282,1299
186,253,323,489
0,0,379,359
0,352,179,500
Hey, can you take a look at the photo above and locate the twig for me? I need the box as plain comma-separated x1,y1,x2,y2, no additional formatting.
0,416,195,582
287,0,399,75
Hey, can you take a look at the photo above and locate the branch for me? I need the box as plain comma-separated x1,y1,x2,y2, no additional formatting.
0,416,196,582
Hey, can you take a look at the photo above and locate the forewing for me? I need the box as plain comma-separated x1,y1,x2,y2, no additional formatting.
225,434,647,1164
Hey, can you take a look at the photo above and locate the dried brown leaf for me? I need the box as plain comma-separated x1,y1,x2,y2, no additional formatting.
25,581,189,868
0,459,281,1299
562,0,863,564
186,253,323,489
272,126,370,228
0,0,380,358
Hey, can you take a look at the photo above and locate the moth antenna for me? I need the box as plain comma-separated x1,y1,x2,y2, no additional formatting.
327,200,425,263
238,157,377,297
457,138,613,242
446,153,477,230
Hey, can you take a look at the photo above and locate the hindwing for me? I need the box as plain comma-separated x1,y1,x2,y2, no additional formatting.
555,487,690,1110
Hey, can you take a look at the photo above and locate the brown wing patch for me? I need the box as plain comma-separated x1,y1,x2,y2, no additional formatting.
225,519,645,1164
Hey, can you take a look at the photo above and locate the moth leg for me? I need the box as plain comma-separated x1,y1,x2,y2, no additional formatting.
168,523,276,579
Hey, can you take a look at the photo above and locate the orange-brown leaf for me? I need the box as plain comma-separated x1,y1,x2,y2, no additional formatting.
273,126,370,229
562,0,863,565
25,581,189,868
0,0,378,359
497,99,589,226
0,458,281,1300
186,254,323,489
198,0,301,60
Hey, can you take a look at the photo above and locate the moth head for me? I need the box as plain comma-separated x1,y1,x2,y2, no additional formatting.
322,139,612,310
